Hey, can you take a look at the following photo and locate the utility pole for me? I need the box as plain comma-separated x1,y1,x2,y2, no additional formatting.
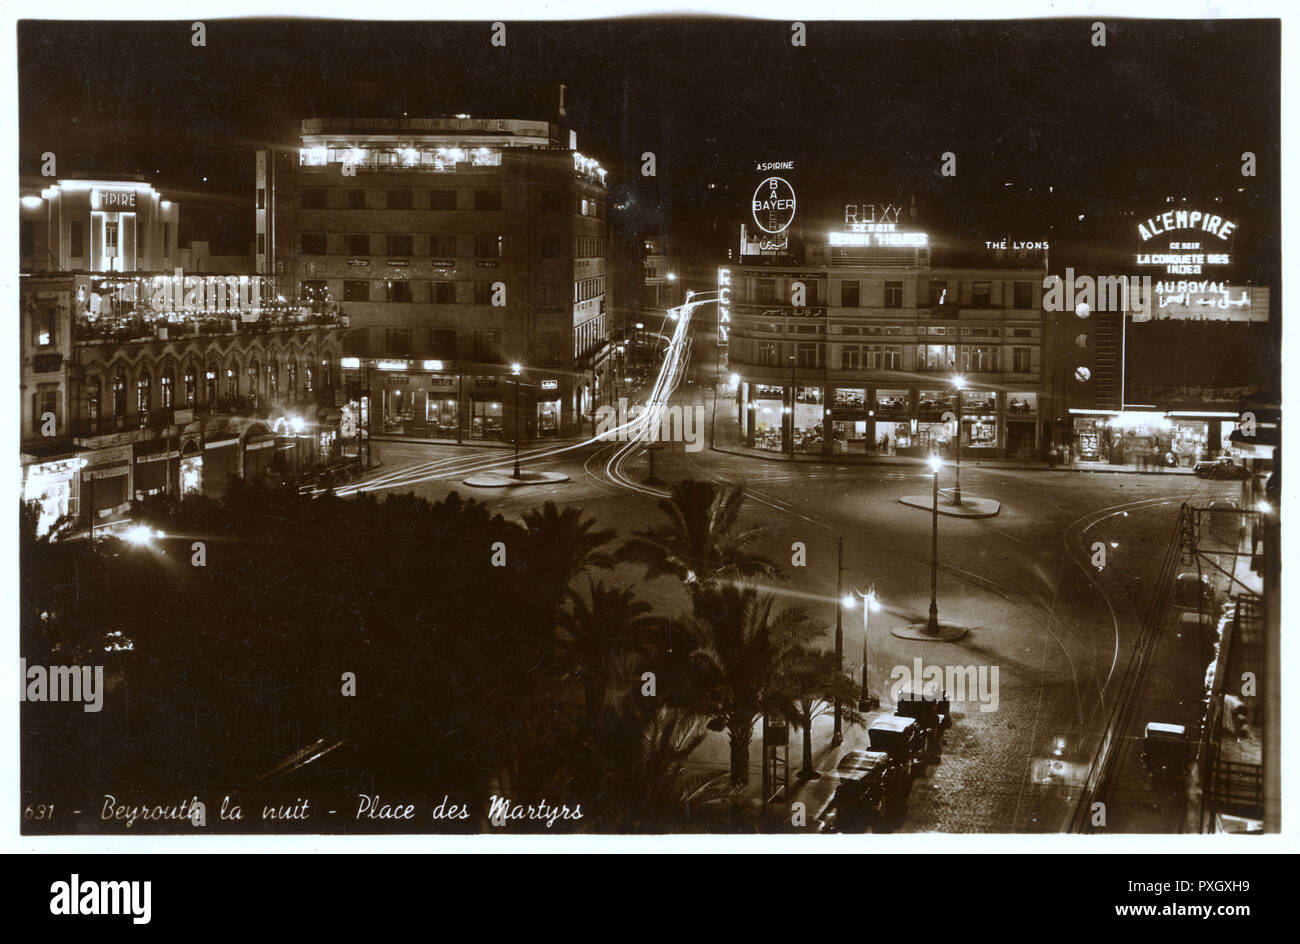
833,536,844,746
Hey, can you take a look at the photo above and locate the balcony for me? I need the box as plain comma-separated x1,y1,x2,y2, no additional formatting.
75,309,342,346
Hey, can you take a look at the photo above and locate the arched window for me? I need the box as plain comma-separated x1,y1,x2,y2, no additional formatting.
160,368,174,409
112,369,128,418
183,364,197,407
86,378,101,427
268,357,279,400
205,362,219,406
247,358,261,399
226,367,238,399
287,358,298,401
304,363,314,395
321,353,334,390
137,370,152,423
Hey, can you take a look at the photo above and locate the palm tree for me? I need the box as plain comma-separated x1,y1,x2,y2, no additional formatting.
560,578,657,727
622,479,779,601
686,585,826,787
781,650,865,781
521,501,615,612
596,698,741,831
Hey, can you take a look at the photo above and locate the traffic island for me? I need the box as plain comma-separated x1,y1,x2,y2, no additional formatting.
892,621,969,641
462,470,571,487
898,494,1001,518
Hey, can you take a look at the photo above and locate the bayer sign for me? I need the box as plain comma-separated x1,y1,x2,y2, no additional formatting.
752,176,797,234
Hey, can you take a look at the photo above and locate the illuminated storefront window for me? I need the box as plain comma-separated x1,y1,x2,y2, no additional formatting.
793,387,824,454
752,384,786,452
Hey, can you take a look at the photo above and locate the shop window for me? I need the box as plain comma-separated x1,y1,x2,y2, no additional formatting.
471,399,503,439
343,280,370,302
247,360,260,398
833,388,865,409
752,278,777,303
387,234,413,256
474,281,495,305
884,281,904,308
267,360,278,400
345,234,370,255
916,344,957,370
386,189,413,210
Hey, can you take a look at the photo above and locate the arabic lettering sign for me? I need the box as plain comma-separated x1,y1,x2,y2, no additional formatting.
1133,283,1267,323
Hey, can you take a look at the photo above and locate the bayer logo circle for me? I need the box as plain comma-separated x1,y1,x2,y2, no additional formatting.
1074,366,1092,382
1075,301,1091,318
751,176,797,234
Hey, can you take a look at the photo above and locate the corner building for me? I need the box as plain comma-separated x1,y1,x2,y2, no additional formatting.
258,116,611,440
727,222,1051,459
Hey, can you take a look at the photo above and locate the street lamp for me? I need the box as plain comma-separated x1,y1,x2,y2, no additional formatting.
951,374,966,505
927,455,943,632
847,584,881,710
511,362,523,478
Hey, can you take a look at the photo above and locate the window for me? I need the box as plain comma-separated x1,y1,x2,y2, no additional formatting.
475,233,503,258
929,280,950,307
796,343,822,368
430,331,457,357
840,346,861,370
256,233,265,255
386,189,413,210
35,308,55,346
346,189,367,210
162,223,170,258
33,388,58,434
301,233,327,255
87,379,101,423
183,367,196,406
753,278,777,303
429,189,457,210
104,222,119,258
1013,282,1033,309
344,234,370,255
756,342,779,367
387,234,413,256
301,189,326,209
247,361,260,398
432,281,457,304
968,345,998,372
538,331,561,364
540,236,562,258
343,280,370,302
473,330,501,361
227,366,241,400
883,346,902,370
972,281,992,307
916,344,957,370
430,234,457,256
386,329,412,354
884,281,903,308
160,371,174,409
267,359,278,399
387,281,413,302
70,220,84,258
474,281,495,305
137,372,152,420
113,371,128,417
474,190,503,211
256,188,266,210
841,281,860,307
540,190,562,212
1012,347,1031,372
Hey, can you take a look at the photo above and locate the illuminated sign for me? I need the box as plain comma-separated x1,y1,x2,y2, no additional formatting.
540,379,558,391
985,238,1050,250
844,204,902,224
91,189,140,211
1135,208,1236,274
829,231,928,247
718,267,732,346
752,177,796,234
1138,210,1236,242
755,161,794,172
1134,283,1268,323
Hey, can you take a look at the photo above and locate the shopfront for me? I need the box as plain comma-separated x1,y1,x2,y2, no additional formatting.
21,455,82,537
133,440,178,500
470,379,505,440
179,441,203,495
81,445,132,525
748,384,787,452
961,390,1000,454
1070,410,1222,468
830,387,870,454
202,436,240,498
537,379,561,436
1006,392,1039,458
793,386,824,454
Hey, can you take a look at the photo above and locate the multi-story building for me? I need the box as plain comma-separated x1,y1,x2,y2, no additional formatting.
725,216,1051,459
256,112,611,440
19,179,346,536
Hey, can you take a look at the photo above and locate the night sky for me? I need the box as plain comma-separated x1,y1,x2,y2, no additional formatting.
18,17,1280,275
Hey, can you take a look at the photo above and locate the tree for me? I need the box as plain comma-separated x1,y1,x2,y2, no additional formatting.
781,650,865,781
622,479,779,603
685,585,826,787
521,501,615,612
560,578,656,728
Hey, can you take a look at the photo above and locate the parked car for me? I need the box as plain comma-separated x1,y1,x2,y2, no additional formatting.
818,750,910,832
1194,456,1250,479
1141,722,1188,779
1173,572,1216,609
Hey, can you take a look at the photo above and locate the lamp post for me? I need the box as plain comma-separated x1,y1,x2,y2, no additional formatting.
927,455,942,633
848,584,880,710
511,362,523,478
833,537,844,746
951,374,966,505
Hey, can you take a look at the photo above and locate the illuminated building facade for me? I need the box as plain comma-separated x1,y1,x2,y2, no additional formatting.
256,112,611,440
20,178,180,273
726,211,1051,459
19,270,345,536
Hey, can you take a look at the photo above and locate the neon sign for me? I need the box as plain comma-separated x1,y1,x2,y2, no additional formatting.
752,177,796,234
717,267,732,346
1137,210,1236,242
829,231,928,247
